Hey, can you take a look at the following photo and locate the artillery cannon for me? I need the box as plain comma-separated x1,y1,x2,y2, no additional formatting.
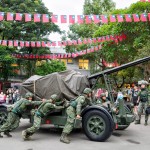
0,56,149,142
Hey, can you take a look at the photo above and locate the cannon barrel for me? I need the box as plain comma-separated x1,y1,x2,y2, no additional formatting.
88,56,150,80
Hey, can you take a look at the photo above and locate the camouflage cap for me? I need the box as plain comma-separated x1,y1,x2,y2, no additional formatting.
25,92,33,98
100,93,106,98
51,94,59,102
83,88,92,94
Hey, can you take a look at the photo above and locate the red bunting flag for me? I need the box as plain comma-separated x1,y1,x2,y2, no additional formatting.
25,13,32,22
51,15,58,23
36,41,41,47
95,46,98,51
47,41,51,47
31,41,35,47
148,0,150,2
101,37,106,42
148,13,150,21
34,14,41,22
117,14,124,22
68,41,72,46
110,15,116,22
106,36,110,41
25,41,30,47
8,40,13,46
15,13,23,21
77,15,84,24
52,41,56,46
83,39,87,44
62,41,67,46
72,40,77,45
133,14,140,22
92,38,97,43
88,38,92,44
20,41,24,47
140,13,147,22
125,14,132,22
78,39,82,45
42,41,46,47
42,14,49,23
93,15,100,23
2,40,7,46
61,15,67,23
58,41,62,46
0,12,4,21
69,15,75,24
85,15,92,24
97,37,102,42
14,40,18,47
7,12,14,21
101,15,108,23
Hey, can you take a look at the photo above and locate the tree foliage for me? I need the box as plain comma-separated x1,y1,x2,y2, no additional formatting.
0,0,61,78
35,60,66,76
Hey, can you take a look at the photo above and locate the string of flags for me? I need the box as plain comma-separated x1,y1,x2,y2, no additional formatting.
140,0,150,2
0,33,127,48
12,45,102,60
0,12,150,24
11,33,127,60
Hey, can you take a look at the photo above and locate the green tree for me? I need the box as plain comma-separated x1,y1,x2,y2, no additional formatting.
35,60,66,76
0,0,61,77
83,0,116,15
0,46,17,89
93,1,150,80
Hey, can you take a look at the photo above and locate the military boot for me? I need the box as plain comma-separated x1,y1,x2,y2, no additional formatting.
60,133,70,144
0,132,3,138
135,120,140,124
4,131,12,137
144,121,148,126
22,130,31,140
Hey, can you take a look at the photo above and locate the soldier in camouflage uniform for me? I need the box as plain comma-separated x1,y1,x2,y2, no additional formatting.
60,88,92,144
0,92,42,138
22,94,65,140
96,93,110,107
135,81,149,125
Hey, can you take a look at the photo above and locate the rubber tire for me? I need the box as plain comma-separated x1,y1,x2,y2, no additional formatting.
0,107,8,127
82,110,113,142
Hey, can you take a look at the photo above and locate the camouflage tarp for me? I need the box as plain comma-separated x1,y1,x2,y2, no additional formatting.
20,70,90,100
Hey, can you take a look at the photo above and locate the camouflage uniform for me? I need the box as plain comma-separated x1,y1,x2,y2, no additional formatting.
60,88,92,144
135,88,149,125
22,94,64,140
96,93,111,108
0,92,42,137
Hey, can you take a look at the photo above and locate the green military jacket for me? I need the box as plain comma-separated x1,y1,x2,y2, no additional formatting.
70,95,92,116
37,100,64,117
96,98,110,108
12,98,42,114
138,88,149,103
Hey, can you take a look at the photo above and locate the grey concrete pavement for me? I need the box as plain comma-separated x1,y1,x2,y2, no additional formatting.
0,118,150,150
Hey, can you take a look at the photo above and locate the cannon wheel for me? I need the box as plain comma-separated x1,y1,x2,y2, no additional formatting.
82,110,113,142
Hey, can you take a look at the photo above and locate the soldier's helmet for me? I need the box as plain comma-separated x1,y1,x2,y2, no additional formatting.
25,92,33,98
83,88,92,94
100,93,106,98
51,94,59,102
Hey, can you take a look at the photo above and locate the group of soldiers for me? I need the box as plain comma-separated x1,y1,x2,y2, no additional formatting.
0,87,93,144
0,81,149,144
